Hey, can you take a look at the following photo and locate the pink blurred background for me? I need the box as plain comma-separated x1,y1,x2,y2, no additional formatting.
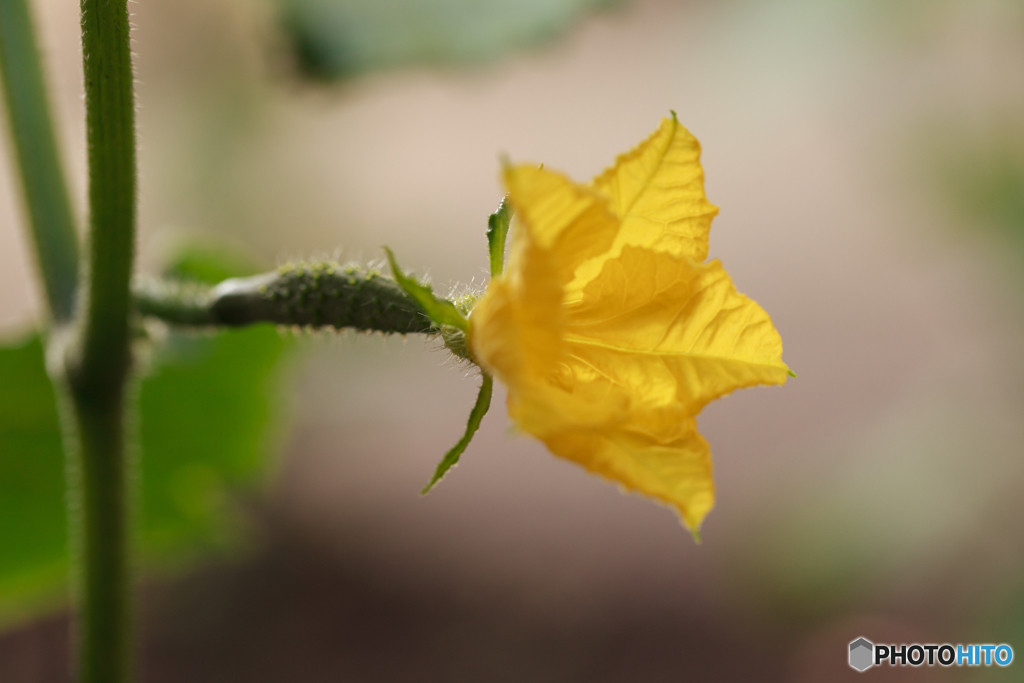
3,0,1024,679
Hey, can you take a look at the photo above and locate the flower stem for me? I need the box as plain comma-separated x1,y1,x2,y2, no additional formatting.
0,0,80,322
62,0,138,680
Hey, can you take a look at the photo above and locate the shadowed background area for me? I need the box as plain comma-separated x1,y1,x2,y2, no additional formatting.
2,0,1024,680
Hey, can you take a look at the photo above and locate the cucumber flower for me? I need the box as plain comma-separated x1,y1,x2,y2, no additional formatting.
389,115,791,536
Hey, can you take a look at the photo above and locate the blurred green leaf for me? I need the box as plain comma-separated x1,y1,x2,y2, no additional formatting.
929,122,1024,249
0,335,69,624
141,246,294,563
163,243,266,285
0,249,292,624
280,0,618,81
138,324,291,563
974,581,1024,682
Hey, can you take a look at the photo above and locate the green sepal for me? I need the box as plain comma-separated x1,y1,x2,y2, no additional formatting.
384,247,468,332
486,195,514,277
421,374,493,494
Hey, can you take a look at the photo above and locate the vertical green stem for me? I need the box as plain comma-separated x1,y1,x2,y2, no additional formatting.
67,392,131,683
65,0,138,680
1,0,137,678
0,0,80,322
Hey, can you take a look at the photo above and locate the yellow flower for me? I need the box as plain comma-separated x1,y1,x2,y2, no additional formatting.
468,116,791,533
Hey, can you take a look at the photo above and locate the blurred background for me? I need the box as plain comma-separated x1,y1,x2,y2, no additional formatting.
2,0,1024,680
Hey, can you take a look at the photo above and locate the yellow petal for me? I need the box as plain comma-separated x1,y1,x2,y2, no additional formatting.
471,165,621,381
569,116,719,301
468,276,537,382
542,418,715,531
565,246,790,414
593,115,719,260
495,335,716,530
502,164,620,280
505,369,629,439
469,118,789,535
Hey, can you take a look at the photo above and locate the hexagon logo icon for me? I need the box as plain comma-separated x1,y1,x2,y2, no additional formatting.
849,638,874,672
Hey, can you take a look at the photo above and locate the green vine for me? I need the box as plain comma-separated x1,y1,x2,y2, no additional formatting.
60,0,139,681
0,0,80,322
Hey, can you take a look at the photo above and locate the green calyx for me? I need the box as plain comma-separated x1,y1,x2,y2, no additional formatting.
384,247,469,331
486,196,513,278
438,291,481,361
387,194,516,493
420,373,492,494
383,247,482,363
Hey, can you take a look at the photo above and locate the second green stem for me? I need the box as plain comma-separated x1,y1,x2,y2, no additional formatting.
64,0,138,680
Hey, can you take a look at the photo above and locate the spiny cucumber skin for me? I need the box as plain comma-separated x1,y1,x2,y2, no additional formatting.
209,263,435,334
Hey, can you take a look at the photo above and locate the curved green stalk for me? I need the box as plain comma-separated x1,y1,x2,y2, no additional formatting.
62,0,138,680
0,0,80,322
